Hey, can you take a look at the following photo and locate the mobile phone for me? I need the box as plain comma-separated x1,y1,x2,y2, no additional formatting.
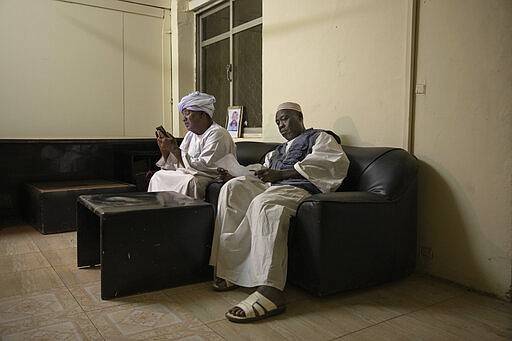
155,125,170,138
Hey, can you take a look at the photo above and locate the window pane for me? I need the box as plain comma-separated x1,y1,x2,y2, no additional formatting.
233,0,262,27
201,7,229,41
202,38,230,126
233,25,262,128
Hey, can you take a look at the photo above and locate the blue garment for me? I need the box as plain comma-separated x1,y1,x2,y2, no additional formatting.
268,128,321,194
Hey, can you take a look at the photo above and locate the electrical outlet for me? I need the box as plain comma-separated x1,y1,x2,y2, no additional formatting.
420,246,433,259
415,83,426,95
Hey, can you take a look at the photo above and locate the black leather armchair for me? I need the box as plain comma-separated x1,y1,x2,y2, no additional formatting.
205,141,418,296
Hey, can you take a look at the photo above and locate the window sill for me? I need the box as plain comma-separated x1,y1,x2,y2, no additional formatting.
235,127,262,141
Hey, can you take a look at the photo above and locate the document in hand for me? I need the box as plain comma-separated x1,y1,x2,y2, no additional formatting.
214,154,263,177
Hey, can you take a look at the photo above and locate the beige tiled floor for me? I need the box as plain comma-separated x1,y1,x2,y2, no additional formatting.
1,220,511,340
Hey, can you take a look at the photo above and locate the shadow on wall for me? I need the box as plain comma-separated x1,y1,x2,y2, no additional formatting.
416,158,503,295
333,116,373,147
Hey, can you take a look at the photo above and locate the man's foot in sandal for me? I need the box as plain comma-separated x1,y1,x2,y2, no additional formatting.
212,277,238,291
225,286,285,323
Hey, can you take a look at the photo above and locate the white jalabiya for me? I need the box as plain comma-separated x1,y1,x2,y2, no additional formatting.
148,122,236,199
210,131,350,290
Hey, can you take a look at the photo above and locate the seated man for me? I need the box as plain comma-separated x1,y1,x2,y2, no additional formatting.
148,91,236,199
210,102,350,323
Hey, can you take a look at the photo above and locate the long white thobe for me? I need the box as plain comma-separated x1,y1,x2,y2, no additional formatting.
148,122,236,199
210,131,350,290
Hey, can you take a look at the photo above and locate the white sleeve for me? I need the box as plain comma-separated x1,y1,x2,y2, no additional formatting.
182,127,235,176
263,150,274,168
293,132,350,193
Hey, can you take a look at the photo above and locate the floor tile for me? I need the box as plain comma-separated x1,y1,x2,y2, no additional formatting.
53,264,101,287
338,315,458,340
165,282,311,325
207,289,379,341
87,292,223,340
0,252,51,274
340,293,512,341
0,222,34,233
19,224,43,237
209,303,346,341
272,292,396,339
456,290,512,315
162,281,213,295
1,221,511,340
0,311,104,340
0,268,65,298
70,281,177,312
30,231,77,251
352,275,463,315
408,292,512,339
0,287,82,326
41,247,77,267
0,229,39,256
167,284,254,324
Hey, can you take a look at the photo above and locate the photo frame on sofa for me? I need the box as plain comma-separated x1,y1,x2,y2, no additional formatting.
226,106,243,138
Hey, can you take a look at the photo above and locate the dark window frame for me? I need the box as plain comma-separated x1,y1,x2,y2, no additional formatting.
196,0,262,133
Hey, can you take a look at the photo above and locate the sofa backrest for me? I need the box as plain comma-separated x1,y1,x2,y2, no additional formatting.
235,142,418,200
236,141,280,166
339,146,418,200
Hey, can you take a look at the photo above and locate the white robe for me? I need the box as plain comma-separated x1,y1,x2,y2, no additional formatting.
210,131,350,290
148,122,236,199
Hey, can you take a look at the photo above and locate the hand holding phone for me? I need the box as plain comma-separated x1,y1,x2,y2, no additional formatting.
155,125,171,138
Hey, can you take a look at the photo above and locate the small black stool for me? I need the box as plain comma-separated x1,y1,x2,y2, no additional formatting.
77,191,214,299
24,180,136,234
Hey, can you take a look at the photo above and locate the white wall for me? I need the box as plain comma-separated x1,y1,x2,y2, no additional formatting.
263,0,413,146
0,0,170,138
414,0,512,298
170,0,196,137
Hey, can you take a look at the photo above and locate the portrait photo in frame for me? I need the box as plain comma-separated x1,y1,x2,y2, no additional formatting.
226,106,243,138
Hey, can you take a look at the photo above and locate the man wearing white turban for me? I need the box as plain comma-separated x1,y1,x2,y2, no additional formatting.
148,91,236,199
210,102,350,323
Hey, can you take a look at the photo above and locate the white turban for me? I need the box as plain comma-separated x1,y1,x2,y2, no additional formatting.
178,91,216,117
276,102,302,113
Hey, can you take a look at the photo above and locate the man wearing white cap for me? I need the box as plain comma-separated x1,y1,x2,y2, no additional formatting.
148,91,236,199
210,102,350,323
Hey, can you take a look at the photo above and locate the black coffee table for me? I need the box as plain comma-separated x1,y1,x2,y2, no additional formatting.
77,191,214,299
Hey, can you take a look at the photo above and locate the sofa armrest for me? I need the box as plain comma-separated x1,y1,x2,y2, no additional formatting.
303,191,388,204
290,190,416,296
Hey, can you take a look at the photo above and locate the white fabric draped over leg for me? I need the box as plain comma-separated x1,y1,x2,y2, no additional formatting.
147,170,212,199
210,176,310,290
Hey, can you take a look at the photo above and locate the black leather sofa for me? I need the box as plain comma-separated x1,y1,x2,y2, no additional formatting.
206,141,418,297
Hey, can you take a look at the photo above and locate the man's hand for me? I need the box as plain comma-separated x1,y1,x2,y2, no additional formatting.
156,131,178,153
145,170,155,181
254,167,302,183
217,167,234,182
155,130,183,165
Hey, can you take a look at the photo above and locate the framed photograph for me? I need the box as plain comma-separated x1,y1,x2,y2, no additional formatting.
226,106,243,138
